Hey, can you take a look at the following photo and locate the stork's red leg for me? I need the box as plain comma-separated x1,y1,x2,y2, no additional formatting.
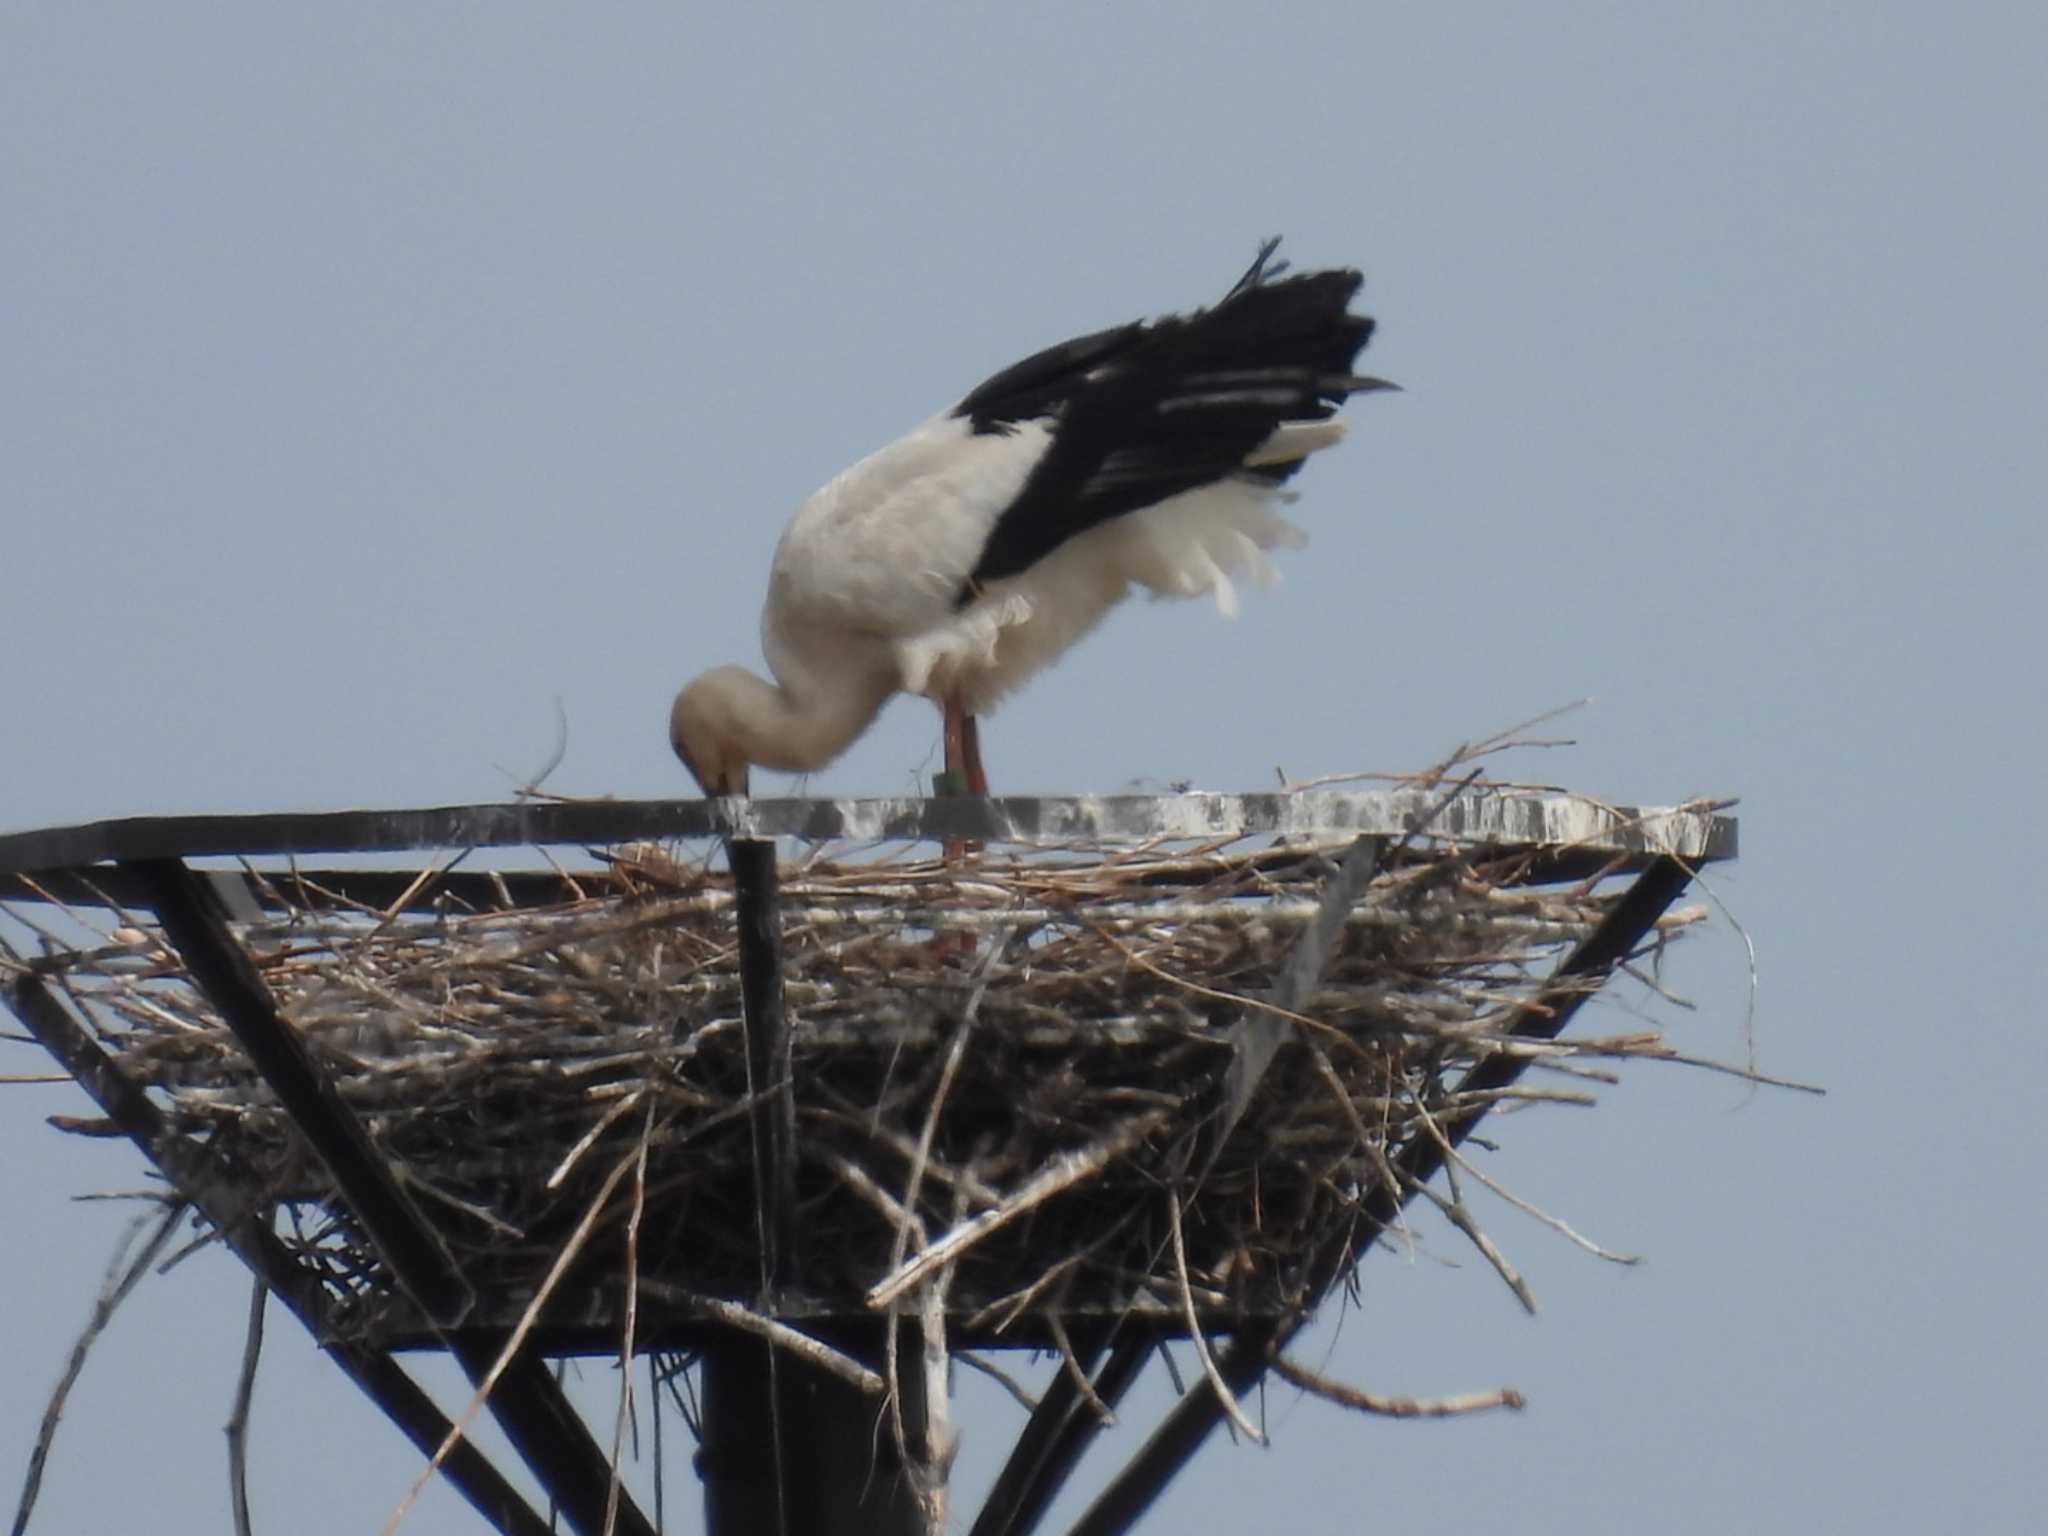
960,712,989,797
941,696,967,790
938,697,984,868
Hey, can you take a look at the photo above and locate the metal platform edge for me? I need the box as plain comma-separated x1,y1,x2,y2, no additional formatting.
0,788,1735,877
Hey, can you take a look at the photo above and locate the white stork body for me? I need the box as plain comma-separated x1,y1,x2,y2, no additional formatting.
670,242,1386,796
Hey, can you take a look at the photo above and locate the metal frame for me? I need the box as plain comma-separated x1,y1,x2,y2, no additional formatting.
0,790,1731,879
1,794,1728,1536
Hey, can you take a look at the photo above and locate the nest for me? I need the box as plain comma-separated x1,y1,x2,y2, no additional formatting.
26,833,1699,1351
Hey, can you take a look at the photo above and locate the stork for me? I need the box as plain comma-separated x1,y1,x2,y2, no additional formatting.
669,240,1389,797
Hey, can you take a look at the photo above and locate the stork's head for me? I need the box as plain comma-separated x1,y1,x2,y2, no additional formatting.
668,668,754,798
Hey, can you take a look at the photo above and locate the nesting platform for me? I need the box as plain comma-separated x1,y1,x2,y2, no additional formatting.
1,787,1734,1536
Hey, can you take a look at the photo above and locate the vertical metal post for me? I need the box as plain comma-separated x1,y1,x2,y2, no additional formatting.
704,836,796,1535
701,1332,926,1536
703,839,929,1535
730,837,797,1283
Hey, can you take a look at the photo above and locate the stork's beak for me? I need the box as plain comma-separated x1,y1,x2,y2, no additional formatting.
672,743,739,800
1347,375,1402,394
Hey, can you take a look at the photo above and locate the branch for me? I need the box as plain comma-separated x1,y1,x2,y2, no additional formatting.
226,1272,267,1536
1270,1355,1525,1419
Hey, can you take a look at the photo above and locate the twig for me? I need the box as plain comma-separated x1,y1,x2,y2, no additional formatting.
1424,1116,1640,1265
1269,1354,1525,1419
866,1111,1169,1309
649,1355,666,1534
604,1100,654,1536
913,1187,960,1533
226,1271,267,1536
632,1283,885,1396
823,1150,924,1239
1409,1179,1537,1315
509,696,571,801
884,931,1006,1484
547,1086,649,1189
1166,1190,1264,1446
12,1201,185,1536
1045,1308,1116,1426
955,1353,1039,1413
1279,699,1589,794
964,1251,1086,1336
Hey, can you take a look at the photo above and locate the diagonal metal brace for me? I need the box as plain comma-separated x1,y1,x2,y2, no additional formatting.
4,969,557,1536
1061,855,1701,1536
119,857,660,1536
124,857,470,1326
967,1324,1154,1536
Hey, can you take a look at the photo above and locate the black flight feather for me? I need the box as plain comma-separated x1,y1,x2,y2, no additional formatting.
950,241,1380,604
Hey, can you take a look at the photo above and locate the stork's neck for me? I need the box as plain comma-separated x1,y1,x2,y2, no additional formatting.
724,663,894,774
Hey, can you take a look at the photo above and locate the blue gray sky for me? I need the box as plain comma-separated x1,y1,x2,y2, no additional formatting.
5,4,2044,1532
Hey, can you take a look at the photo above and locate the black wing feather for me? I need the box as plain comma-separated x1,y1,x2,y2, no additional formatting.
952,242,1378,602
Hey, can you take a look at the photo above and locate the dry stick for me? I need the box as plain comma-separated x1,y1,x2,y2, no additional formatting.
649,1354,665,1535
1407,1177,1537,1316
11,1200,185,1536
392,1165,526,1239
1268,1354,1524,1419
866,1111,1170,1309
1305,1045,1377,1160
1044,1307,1116,1427
1081,919,1337,1047
604,1103,654,1536
812,1102,1017,1211
882,930,1007,1478
914,1189,961,1534
954,1354,1039,1414
548,1086,649,1189
227,1271,267,1536
1420,1106,1641,1265
1278,699,1592,794
823,1150,925,1238
358,851,473,950
1165,1191,1264,1446
1442,1084,1600,1110
630,1284,885,1396
886,933,1009,1269
1595,1041,1823,1094
966,1250,1084,1336
1680,858,1763,1081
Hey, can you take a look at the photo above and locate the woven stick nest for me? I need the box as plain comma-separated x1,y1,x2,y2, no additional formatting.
24,830,1701,1349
